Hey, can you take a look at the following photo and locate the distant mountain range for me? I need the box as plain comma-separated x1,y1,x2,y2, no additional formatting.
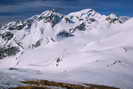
0,9,130,59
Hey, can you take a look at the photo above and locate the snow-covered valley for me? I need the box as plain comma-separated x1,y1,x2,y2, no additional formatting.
0,9,133,89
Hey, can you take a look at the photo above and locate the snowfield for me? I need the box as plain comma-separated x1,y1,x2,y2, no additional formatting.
0,9,133,89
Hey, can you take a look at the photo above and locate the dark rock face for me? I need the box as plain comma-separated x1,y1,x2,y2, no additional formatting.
16,25,25,30
75,23,86,31
0,47,20,59
105,13,123,24
32,40,42,48
2,32,14,41
89,18,96,22
69,23,86,33
119,16,130,23
64,17,75,24
41,12,63,27
8,25,25,30
57,31,74,40
106,17,119,23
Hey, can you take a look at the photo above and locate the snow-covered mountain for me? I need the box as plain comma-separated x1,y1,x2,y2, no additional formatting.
0,9,133,89
0,9,128,58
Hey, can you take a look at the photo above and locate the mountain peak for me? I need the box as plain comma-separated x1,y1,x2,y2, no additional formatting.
0,9,131,59
68,9,99,18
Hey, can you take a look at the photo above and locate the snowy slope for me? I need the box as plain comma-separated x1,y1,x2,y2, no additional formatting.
0,9,133,89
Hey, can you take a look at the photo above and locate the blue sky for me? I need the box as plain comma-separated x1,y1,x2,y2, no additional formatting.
0,0,132,24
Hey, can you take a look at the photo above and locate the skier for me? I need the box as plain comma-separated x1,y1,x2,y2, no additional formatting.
56,57,62,67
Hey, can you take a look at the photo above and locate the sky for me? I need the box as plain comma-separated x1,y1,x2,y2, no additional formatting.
0,0,132,24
